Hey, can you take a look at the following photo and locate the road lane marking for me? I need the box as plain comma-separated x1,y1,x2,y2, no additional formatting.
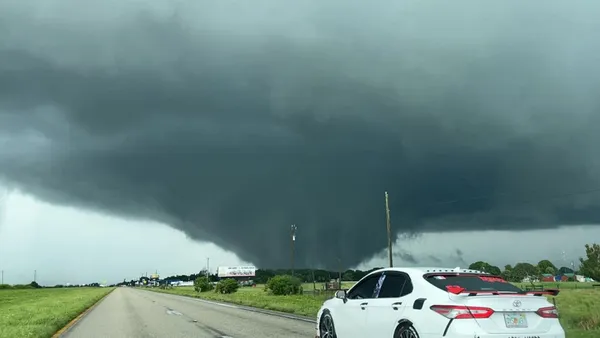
195,299,238,309
166,309,183,316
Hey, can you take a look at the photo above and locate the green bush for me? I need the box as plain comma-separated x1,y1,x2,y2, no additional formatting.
265,275,303,295
215,279,239,294
194,276,214,292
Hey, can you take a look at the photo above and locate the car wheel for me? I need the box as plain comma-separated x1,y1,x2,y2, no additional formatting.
394,324,419,338
319,311,337,338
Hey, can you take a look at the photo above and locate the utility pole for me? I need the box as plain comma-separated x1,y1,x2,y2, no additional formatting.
206,258,210,278
34,270,37,283
291,224,297,276
338,257,342,289
385,191,393,268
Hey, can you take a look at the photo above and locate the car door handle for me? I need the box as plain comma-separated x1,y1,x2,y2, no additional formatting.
360,302,368,310
391,302,402,310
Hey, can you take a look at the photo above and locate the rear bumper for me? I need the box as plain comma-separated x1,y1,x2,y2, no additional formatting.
438,334,565,338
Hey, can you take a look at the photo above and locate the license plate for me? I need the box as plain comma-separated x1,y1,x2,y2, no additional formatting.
504,312,528,328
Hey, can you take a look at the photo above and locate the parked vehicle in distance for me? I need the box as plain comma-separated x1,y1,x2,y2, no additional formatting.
315,266,565,338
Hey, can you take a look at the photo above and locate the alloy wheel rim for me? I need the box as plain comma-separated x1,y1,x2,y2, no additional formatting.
399,328,417,338
320,315,335,338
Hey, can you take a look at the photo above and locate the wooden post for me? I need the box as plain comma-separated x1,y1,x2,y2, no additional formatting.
385,191,393,268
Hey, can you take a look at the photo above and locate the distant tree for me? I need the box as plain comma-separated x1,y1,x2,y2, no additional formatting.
511,263,539,282
342,270,355,281
579,243,600,281
29,281,41,289
557,266,574,275
536,260,557,275
194,276,213,293
468,261,501,275
254,269,276,284
215,279,239,294
265,275,303,296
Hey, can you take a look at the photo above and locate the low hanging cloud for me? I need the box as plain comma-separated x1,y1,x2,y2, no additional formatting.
1,0,600,269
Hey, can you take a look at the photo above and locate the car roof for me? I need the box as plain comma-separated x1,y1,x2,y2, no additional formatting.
368,266,493,276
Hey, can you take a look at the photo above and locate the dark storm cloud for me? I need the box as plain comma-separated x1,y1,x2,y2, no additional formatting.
1,0,600,269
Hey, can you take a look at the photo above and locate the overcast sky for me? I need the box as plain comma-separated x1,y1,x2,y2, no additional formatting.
1,188,596,285
2,0,600,285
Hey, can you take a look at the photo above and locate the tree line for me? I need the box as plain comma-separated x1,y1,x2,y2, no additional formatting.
469,243,600,282
152,243,600,285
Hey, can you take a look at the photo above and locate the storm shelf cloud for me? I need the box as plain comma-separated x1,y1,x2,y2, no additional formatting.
1,0,600,269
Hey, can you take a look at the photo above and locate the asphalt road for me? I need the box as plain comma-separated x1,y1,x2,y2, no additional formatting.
62,287,316,338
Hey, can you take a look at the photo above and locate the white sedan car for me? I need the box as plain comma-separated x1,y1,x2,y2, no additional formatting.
315,267,566,338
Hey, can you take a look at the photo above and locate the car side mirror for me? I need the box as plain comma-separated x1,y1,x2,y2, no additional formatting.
335,290,348,303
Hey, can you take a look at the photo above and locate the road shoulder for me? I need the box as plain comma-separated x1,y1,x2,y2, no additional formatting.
143,288,316,323
51,288,115,338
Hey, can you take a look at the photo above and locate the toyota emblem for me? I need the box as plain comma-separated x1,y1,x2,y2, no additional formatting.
513,300,522,307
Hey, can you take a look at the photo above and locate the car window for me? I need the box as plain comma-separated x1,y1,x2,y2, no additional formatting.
377,272,413,298
424,274,523,293
347,273,382,299
372,273,386,298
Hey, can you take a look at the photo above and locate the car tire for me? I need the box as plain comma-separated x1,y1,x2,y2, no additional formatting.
319,310,337,338
394,324,419,338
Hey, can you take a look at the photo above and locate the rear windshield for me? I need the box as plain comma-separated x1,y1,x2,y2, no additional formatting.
425,274,523,293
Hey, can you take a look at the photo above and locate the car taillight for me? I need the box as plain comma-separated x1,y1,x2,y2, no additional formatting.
430,305,494,319
536,306,559,318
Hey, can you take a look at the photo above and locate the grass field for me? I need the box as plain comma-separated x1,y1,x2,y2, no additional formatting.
0,287,114,338
148,281,600,337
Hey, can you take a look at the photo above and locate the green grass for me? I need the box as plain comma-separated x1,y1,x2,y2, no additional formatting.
147,281,600,337
0,287,114,338
547,289,600,338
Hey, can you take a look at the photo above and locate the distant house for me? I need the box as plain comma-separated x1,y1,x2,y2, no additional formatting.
541,274,554,282
575,274,595,282
554,274,567,282
521,276,540,283
554,273,575,282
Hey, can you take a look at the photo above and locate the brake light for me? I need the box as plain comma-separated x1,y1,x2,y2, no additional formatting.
445,285,466,294
536,306,559,318
430,305,494,319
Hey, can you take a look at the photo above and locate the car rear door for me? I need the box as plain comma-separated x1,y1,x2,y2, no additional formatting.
365,271,413,337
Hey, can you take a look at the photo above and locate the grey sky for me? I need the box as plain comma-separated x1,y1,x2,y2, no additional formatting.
1,0,600,278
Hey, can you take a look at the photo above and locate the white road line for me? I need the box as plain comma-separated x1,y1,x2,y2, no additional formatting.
166,309,183,316
193,299,239,309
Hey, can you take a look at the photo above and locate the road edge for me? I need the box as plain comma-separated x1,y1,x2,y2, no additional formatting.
142,288,316,323
51,288,115,338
